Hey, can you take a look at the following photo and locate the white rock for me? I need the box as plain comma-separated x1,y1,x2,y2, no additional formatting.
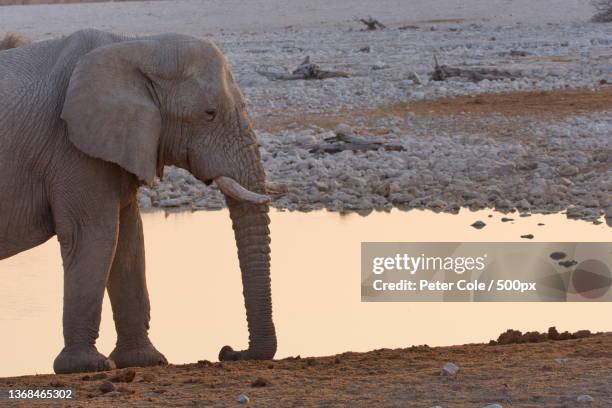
335,123,353,137
483,405,503,408
294,133,317,147
407,71,423,84
138,195,153,211
237,394,250,404
554,358,570,364
576,395,594,403
372,61,388,70
441,362,459,376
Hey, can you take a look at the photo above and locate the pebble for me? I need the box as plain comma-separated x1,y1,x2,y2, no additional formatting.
251,377,270,387
372,61,389,70
335,123,353,137
237,394,250,404
441,362,459,376
407,71,423,85
110,369,136,383
141,373,156,382
99,381,115,394
471,221,486,229
483,405,502,408
576,395,594,403
549,251,567,260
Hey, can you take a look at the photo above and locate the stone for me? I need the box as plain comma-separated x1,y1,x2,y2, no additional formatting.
99,381,115,394
576,395,594,403
141,373,156,383
471,221,486,229
407,71,423,84
251,377,270,387
110,369,136,383
138,195,153,211
559,165,579,177
372,61,388,70
335,123,353,137
237,394,250,404
441,362,459,376
549,251,566,260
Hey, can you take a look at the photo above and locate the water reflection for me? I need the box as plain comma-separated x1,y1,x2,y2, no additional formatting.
0,209,610,377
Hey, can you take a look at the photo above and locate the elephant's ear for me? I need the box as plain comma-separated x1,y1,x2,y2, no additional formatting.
61,41,162,185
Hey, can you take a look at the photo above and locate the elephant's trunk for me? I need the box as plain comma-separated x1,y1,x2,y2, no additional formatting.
218,150,277,360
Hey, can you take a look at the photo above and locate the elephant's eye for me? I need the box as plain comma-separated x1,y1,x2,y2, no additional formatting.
205,109,217,121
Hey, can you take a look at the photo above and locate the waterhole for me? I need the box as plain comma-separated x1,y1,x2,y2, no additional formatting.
0,209,609,376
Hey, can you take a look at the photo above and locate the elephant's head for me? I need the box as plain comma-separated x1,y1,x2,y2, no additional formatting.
60,34,276,361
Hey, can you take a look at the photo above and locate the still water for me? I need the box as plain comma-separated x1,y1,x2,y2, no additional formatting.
0,209,610,377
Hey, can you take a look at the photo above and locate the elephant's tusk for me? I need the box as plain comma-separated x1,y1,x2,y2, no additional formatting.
214,176,271,204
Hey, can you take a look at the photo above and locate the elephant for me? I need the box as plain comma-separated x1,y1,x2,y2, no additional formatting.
0,29,277,373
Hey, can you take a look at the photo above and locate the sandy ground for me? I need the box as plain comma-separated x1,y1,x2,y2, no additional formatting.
1,333,611,407
0,0,595,37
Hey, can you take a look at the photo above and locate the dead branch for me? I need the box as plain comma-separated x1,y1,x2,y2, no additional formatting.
356,16,386,30
257,56,350,81
431,54,522,82
310,126,405,155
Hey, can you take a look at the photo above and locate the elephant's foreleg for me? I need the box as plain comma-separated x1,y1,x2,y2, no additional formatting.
52,202,120,374
107,201,167,368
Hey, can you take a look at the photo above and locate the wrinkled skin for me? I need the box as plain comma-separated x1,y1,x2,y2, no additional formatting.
0,29,276,373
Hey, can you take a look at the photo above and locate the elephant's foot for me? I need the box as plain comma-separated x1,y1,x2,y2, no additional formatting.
53,346,116,374
109,342,168,369
218,345,276,361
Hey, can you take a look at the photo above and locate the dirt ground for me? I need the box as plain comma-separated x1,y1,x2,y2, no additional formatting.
256,86,612,133
2,333,611,407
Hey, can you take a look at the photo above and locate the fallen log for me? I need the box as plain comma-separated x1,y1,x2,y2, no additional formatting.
310,126,405,154
431,55,522,82
257,56,350,81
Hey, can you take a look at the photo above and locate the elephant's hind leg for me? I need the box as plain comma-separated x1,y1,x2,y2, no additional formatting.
107,201,167,368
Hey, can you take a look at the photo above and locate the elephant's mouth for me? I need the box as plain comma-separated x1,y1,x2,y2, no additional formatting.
214,176,271,204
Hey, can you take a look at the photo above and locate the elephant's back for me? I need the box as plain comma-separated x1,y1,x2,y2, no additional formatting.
1,30,126,95
0,31,125,174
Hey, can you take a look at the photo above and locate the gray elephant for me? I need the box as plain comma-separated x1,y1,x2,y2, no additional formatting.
0,29,276,373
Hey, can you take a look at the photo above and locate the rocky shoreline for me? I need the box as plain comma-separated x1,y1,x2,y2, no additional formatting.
141,106,611,225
